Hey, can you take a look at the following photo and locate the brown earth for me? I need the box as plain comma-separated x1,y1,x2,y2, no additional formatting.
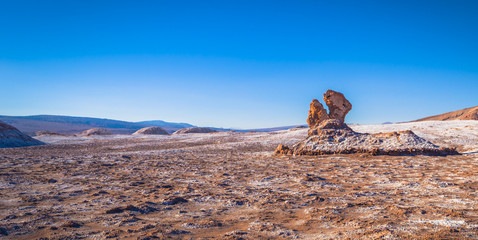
0,132,477,239
415,106,478,121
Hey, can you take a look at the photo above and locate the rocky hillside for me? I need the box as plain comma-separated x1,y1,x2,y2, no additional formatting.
414,106,478,121
0,121,45,148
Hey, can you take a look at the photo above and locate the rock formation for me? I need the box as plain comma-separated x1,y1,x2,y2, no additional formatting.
173,127,217,135
306,89,351,130
0,122,45,148
323,89,352,122
306,99,329,129
132,126,169,135
276,90,457,156
78,128,112,136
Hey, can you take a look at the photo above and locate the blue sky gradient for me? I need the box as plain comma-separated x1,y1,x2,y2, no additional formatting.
1,0,477,128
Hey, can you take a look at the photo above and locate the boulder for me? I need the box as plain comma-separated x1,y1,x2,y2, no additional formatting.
132,126,169,135
0,122,45,148
275,144,292,154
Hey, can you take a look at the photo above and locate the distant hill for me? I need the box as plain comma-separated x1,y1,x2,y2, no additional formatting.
414,106,478,122
0,115,195,135
137,120,195,129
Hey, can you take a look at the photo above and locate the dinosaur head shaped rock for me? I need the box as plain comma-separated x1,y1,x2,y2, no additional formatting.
306,89,352,129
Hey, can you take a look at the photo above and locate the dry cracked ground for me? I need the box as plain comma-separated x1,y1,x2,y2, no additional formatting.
1,121,478,239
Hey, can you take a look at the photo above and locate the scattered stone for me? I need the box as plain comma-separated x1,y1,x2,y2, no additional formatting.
106,207,125,214
0,122,45,148
169,229,191,235
274,144,291,154
162,197,188,205
3,215,17,220
303,174,326,181
106,204,158,214
132,127,169,135
103,229,124,238
138,236,161,240
47,179,57,183
60,221,82,228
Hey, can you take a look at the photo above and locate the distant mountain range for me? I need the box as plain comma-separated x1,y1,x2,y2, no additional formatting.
137,120,195,129
0,115,304,136
0,115,197,135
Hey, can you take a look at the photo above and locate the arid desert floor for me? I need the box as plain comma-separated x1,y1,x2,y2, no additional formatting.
1,120,477,239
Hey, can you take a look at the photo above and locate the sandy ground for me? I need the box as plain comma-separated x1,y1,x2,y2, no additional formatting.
0,121,477,239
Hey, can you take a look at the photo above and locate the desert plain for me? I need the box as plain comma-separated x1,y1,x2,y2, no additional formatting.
1,120,478,239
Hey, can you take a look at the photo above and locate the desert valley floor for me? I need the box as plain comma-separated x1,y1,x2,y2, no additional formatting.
1,120,478,239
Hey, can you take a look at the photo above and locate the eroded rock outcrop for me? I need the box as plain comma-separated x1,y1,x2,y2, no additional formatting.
306,99,330,128
323,89,352,123
276,90,457,156
0,122,45,148
306,89,352,130
133,126,169,135
78,128,112,136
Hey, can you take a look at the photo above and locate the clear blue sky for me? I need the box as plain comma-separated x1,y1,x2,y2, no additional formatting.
1,0,477,128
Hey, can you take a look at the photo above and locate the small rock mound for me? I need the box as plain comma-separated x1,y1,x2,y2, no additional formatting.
276,90,457,156
78,128,112,136
173,127,217,134
36,131,67,136
0,122,45,148
132,126,169,135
